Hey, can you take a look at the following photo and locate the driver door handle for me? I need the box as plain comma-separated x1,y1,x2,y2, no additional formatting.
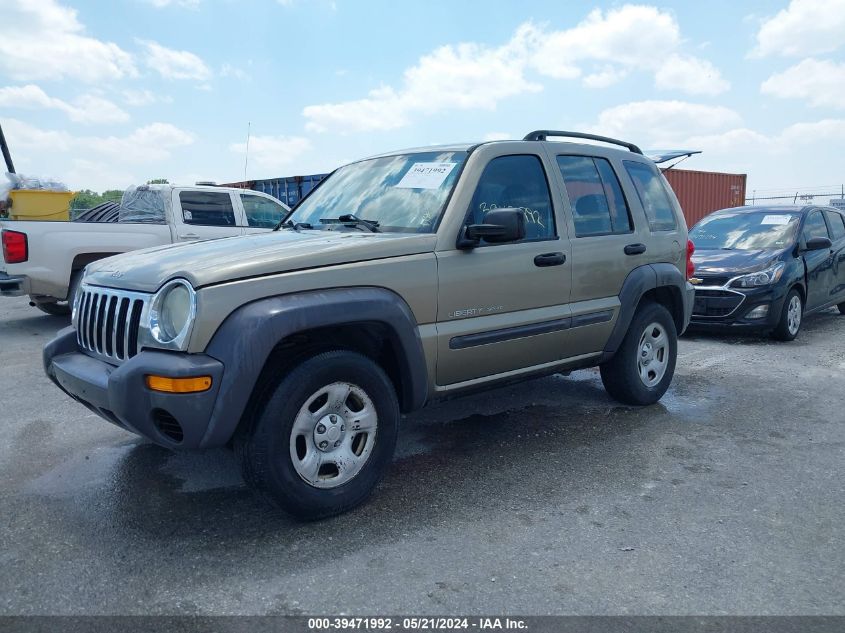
624,243,647,255
179,233,200,240
534,252,566,267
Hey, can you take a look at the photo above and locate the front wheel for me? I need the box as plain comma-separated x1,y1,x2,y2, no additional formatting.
771,289,802,341
600,301,678,406
235,350,399,520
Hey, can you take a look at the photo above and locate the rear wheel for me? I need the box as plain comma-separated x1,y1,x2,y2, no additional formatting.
235,350,399,520
32,271,82,318
34,301,70,316
771,289,802,341
600,301,678,406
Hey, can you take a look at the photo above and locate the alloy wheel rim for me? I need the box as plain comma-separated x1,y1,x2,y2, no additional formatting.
289,382,378,489
637,322,669,388
787,295,802,335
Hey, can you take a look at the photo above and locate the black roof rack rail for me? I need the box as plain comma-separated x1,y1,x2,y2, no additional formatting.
523,130,643,155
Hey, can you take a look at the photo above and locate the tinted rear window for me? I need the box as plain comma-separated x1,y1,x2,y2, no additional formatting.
624,161,677,231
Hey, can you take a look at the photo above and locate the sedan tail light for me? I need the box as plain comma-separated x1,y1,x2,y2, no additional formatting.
2,230,28,264
686,239,695,280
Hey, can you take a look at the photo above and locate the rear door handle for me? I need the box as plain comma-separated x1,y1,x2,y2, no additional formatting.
624,243,647,255
179,233,200,240
534,252,566,267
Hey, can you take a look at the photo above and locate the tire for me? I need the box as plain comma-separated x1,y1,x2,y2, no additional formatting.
771,289,803,341
34,301,70,316
32,270,82,318
837,302,845,316
235,350,400,520
600,300,678,406
67,270,82,308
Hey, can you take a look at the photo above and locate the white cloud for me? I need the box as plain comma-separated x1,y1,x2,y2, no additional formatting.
590,100,743,145
230,135,312,171
760,58,845,109
779,119,845,144
303,6,728,133
146,0,201,7
220,63,250,81
122,89,172,107
586,99,845,189
0,84,130,124
0,0,136,82
654,54,730,96
139,40,212,81
583,67,628,89
528,6,679,79
752,0,845,57
4,118,195,164
304,28,542,133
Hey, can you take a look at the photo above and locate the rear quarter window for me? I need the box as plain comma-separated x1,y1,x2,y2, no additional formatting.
624,161,678,232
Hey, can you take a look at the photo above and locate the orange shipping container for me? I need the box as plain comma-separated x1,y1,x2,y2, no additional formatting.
663,169,747,228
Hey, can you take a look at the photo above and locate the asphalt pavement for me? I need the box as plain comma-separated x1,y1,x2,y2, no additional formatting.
1,295,843,615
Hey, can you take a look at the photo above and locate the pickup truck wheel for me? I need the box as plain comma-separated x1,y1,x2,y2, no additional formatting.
600,301,677,406
235,350,399,520
34,301,71,316
771,290,802,341
32,271,81,318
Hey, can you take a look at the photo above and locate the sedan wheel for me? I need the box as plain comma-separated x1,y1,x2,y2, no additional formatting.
771,289,803,341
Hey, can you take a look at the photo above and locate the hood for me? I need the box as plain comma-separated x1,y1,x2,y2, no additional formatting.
692,248,784,277
85,230,437,293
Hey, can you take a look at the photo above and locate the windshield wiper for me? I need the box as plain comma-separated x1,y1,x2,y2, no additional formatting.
319,214,380,233
276,219,313,232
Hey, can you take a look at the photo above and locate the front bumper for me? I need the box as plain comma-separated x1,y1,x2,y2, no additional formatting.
43,327,226,448
689,284,787,331
0,271,28,297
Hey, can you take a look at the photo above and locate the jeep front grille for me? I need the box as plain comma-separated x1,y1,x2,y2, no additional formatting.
75,286,149,363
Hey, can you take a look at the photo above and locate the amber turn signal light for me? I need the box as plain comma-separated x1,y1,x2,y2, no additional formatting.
145,375,212,393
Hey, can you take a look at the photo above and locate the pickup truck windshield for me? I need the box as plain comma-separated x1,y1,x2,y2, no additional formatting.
690,212,800,250
287,151,467,233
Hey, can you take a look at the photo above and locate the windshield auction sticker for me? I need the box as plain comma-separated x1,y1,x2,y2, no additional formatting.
395,162,457,189
760,215,792,225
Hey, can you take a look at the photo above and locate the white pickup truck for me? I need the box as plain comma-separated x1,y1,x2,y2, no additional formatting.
0,184,289,315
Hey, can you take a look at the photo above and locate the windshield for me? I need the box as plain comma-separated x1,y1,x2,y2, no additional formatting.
286,151,467,233
690,212,800,250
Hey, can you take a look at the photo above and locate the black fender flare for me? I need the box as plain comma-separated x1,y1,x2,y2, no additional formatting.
199,287,428,447
601,264,690,360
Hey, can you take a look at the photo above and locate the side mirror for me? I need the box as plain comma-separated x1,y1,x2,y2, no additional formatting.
805,236,832,251
460,208,526,248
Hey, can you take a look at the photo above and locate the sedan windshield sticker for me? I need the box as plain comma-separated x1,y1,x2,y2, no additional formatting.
760,215,792,225
395,162,457,189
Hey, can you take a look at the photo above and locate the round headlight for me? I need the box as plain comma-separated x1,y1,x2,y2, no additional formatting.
150,280,195,344
160,283,192,340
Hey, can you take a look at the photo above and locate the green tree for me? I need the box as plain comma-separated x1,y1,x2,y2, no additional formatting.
102,189,123,202
70,189,105,211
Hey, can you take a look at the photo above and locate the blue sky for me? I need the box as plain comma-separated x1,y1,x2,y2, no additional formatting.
1,0,843,201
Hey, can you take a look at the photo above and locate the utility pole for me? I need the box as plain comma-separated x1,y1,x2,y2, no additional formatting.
0,121,15,174
244,122,251,182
